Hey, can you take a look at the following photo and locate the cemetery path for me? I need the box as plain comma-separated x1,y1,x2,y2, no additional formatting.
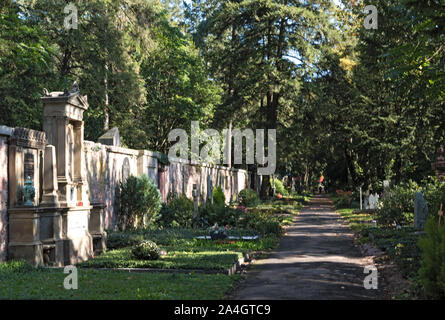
232,195,383,300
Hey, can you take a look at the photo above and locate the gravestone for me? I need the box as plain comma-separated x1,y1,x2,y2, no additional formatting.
192,184,199,219
369,194,380,209
414,192,429,230
207,175,213,204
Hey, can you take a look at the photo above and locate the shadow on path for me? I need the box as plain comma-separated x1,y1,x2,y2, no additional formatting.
232,195,382,300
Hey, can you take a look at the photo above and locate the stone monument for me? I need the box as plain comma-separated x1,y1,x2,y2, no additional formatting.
41,83,93,264
414,192,429,230
368,193,380,210
7,128,47,265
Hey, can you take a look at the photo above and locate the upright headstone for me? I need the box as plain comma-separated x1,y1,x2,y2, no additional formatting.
192,184,199,219
414,192,429,230
207,176,213,204
369,194,380,210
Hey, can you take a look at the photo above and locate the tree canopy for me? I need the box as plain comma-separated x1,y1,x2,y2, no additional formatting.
1,0,443,195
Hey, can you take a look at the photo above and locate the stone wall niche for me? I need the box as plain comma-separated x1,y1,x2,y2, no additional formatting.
7,127,46,266
42,84,93,265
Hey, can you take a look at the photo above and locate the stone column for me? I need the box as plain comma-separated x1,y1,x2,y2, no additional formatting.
41,145,59,207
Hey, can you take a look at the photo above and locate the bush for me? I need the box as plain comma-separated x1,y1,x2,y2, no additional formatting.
118,175,162,230
334,190,353,208
197,202,241,227
418,216,445,298
131,240,161,260
213,186,225,206
376,181,418,226
159,192,194,228
238,189,260,207
420,177,445,220
272,178,288,196
237,209,283,237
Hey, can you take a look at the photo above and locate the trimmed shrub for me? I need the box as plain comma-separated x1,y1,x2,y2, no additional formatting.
118,175,162,230
238,189,260,207
213,186,225,206
159,192,194,228
418,216,445,299
131,240,161,260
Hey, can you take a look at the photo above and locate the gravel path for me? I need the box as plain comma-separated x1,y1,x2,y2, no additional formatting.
233,195,383,300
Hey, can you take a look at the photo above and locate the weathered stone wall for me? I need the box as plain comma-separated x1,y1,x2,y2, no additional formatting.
84,141,139,230
0,126,13,262
84,141,249,231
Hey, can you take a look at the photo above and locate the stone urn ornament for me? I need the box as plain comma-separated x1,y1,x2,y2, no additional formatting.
23,176,35,206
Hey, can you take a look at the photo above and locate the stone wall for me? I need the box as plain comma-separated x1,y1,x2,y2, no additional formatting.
0,126,13,262
84,141,250,231
0,130,251,260
84,141,139,230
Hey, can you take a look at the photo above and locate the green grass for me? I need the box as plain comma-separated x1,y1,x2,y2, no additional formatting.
337,208,375,232
79,246,243,270
0,265,238,299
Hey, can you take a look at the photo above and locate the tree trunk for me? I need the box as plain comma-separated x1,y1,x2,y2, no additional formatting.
104,63,110,131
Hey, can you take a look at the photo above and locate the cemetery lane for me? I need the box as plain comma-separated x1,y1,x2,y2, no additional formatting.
233,195,383,300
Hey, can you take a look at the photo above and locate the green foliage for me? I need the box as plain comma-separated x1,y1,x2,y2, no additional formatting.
131,240,161,261
198,202,240,227
212,186,225,206
420,177,445,219
0,260,34,273
418,216,445,299
376,181,418,226
159,192,194,228
237,209,283,237
272,178,289,196
0,1,56,130
332,190,353,209
118,175,162,230
238,189,260,207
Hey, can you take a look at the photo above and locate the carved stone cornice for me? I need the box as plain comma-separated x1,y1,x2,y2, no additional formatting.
10,127,47,149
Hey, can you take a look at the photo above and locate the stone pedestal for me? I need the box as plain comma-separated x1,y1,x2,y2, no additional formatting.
39,207,64,266
61,206,93,265
8,207,43,266
89,202,107,255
